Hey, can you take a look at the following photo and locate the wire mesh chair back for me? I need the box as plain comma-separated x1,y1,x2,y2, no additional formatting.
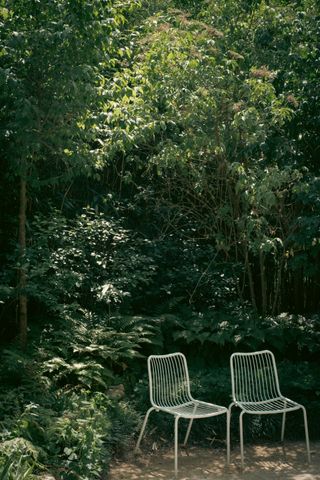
148,353,193,408
230,350,282,403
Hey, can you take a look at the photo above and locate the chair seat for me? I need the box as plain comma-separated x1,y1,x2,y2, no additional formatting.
159,400,227,419
236,396,302,414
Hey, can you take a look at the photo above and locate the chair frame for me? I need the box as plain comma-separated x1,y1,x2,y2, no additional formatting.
135,352,230,476
229,350,311,467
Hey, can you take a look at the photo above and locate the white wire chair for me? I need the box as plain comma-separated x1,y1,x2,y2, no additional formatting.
135,352,230,476
229,350,311,467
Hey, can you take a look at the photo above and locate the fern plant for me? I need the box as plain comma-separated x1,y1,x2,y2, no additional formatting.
38,313,160,391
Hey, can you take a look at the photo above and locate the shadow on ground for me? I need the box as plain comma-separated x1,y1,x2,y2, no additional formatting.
109,441,320,480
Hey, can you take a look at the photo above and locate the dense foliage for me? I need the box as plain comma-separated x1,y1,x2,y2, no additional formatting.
0,0,319,478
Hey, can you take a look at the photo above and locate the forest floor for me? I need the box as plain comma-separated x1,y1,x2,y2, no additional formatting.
109,441,320,480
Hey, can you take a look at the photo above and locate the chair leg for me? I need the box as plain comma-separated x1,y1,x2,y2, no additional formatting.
226,409,231,465
281,402,287,442
302,406,311,463
183,419,193,447
239,411,245,469
183,403,198,446
227,402,235,465
174,415,180,477
134,407,155,452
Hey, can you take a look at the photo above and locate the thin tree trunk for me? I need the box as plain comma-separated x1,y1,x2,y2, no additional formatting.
244,242,257,310
18,175,28,347
259,249,267,315
272,256,284,315
293,267,303,312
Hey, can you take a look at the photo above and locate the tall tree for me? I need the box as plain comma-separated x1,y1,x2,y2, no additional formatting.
0,0,137,345
100,1,320,314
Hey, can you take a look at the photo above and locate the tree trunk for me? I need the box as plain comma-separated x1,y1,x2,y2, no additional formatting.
18,175,28,347
272,256,284,315
259,249,267,315
244,242,257,310
293,267,303,312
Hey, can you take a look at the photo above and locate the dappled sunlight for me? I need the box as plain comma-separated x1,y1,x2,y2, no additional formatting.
109,442,320,480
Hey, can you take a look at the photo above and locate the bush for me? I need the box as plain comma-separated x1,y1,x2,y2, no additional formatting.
26,208,156,317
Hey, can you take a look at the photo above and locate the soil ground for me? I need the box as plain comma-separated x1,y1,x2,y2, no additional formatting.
109,441,320,480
